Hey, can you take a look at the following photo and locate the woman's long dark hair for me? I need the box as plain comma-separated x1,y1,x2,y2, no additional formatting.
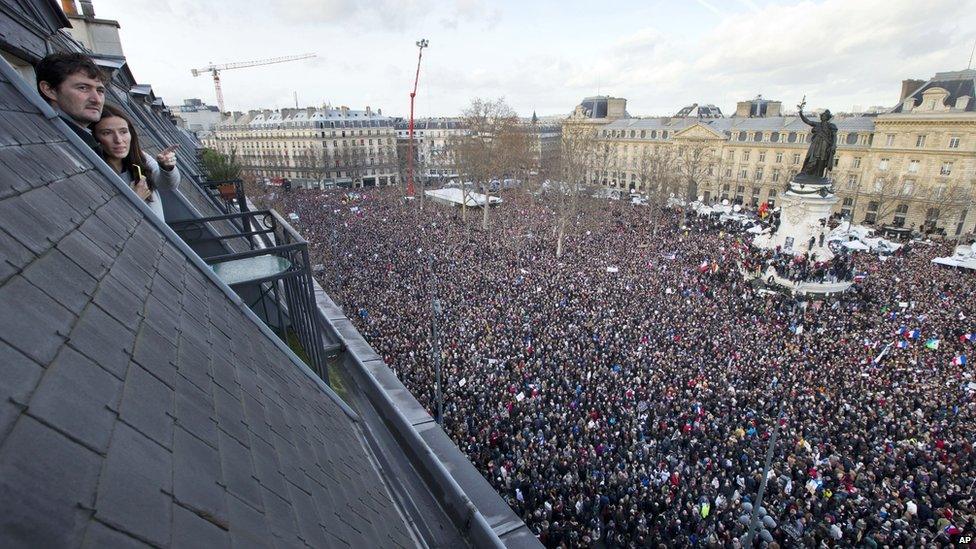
95,104,155,194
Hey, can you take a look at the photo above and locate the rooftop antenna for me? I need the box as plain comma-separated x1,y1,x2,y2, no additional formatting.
969,38,976,70
294,91,298,108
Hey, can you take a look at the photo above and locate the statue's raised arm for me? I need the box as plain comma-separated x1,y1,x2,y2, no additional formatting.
798,107,815,127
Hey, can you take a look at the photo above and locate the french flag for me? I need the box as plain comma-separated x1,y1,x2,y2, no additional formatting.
960,333,974,342
908,329,921,340
896,326,907,336
952,355,967,366
896,340,909,349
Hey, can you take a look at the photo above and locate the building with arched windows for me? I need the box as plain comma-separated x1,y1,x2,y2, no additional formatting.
563,71,976,237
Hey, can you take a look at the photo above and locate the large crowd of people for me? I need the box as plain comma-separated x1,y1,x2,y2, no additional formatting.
270,186,974,547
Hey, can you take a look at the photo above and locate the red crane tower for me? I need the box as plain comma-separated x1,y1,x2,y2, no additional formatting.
406,39,429,198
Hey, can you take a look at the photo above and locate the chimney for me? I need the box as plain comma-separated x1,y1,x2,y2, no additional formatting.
365,106,372,116
377,108,382,116
900,79,924,101
79,0,95,17
340,106,349,116
60,0,78,15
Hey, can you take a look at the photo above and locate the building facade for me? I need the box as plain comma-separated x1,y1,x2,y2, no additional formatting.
204,105,398,188
175,98,221,136
394,117,466,181
565,71,976,236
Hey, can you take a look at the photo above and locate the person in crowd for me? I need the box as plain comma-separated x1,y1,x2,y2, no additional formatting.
261,186,974,547
35,52,105,153
92,104,179,220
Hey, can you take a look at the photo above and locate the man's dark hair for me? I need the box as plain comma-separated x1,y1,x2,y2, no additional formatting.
35,52,104,98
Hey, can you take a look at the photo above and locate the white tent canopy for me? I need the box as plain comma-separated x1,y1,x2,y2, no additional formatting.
425,188,502,208
933,245,976,270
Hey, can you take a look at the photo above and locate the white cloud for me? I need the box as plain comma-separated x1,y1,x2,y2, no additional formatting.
94,0,976,118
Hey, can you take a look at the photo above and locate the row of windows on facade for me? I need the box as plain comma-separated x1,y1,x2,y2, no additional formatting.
214,132,393,145
215,128,394,139
602,128,963,149
221,119,394,130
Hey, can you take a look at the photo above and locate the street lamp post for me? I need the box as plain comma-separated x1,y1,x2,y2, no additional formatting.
431,296,443,424
743,377,785,547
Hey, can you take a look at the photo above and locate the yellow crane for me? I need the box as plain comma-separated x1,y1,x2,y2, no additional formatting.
191,53,316,113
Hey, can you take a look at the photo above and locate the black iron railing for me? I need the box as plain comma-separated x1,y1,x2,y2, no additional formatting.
168,209,331,383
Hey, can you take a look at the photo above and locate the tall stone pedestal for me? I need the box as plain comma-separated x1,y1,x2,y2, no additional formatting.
753,174,836,260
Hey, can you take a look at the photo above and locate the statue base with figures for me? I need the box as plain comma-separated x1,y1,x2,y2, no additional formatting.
753,174,837,261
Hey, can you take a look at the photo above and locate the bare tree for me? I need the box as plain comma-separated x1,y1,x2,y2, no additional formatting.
550,123,600,257
675,139,717,203
450,98,523,231
857,172,914,227
922,176,976,235
634,144,678,237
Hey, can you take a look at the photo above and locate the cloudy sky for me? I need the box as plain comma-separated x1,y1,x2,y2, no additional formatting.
94,0,976,118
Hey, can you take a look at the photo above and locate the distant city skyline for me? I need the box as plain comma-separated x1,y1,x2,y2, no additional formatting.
96,0,976,118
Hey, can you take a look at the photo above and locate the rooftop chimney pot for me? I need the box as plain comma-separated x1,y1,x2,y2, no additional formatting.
60,0,79,15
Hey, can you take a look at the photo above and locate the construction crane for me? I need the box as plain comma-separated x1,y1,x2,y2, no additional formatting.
406,39,429,198
191,53,316,113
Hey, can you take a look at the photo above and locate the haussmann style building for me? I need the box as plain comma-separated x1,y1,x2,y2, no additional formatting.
564,73,976,238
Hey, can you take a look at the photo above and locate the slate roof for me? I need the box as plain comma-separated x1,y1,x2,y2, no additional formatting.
891,69,976,113
0,54,422,548
604,115,876,137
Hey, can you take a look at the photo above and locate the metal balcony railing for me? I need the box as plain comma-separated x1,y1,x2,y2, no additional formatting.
168,209,332,383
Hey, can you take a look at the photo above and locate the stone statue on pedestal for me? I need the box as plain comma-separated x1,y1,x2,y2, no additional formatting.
797,98,837,179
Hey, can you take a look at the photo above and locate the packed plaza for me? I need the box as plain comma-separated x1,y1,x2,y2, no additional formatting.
266,186,976,547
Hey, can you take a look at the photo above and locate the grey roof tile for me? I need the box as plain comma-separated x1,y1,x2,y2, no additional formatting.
0,343,42,441
0,226,33,283
118,362,175,449
0,193,62,254
94,422,173,547
57,230,113,280
0,416,101,548
173,425,227,521
131,322,178,386
0,275,75,364
20,185,86,238
78,209,126,256
226,494,272,549
67,304,136,379
285,483,330,547
259,486,300,543
92,198,139,240
249,433,288,499
143,294,181,345
82,520,151,548
27,347,122,452
242,393,274,446
171,503,231,549
211,354,243,399
217,430,263,512
213,383,250,447
92,274,144,328
174,374,219,449
21,248,98,314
